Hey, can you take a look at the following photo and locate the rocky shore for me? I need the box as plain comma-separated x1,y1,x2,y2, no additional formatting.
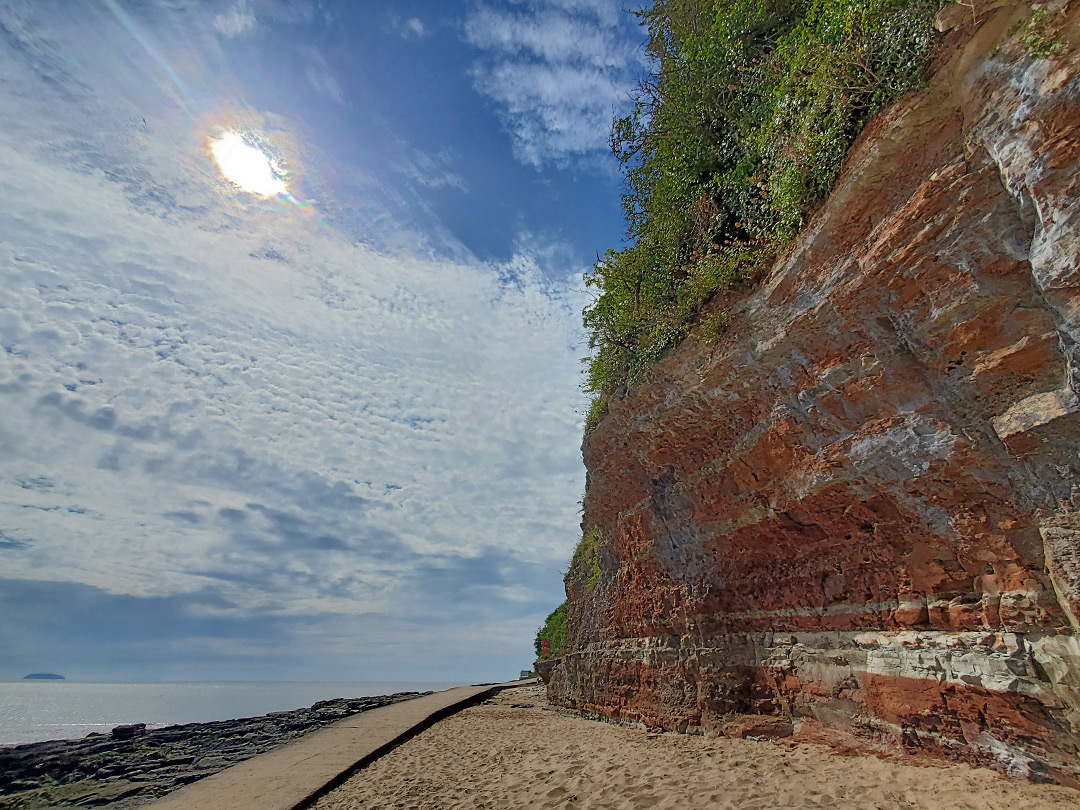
0,691,427,810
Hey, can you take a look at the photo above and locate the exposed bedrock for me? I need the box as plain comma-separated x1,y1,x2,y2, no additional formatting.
549,0,1080,785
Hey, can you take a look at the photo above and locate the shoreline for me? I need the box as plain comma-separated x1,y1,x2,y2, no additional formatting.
5,681,1076,810
0,680,464,749
0,691,428,810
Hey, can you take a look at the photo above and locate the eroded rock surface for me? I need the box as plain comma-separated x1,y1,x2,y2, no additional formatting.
550,0,1080,785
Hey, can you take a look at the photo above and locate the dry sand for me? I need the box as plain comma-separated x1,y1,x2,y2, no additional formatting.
313,684,1078,810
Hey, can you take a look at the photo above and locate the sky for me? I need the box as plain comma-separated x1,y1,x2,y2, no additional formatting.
0,0,647,683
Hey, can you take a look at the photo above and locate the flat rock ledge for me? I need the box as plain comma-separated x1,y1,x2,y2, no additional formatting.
0,691,426,810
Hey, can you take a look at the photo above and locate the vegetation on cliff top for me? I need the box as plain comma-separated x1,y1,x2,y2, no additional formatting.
548,0,941,658
583,0,939,431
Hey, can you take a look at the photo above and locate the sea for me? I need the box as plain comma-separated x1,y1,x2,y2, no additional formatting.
0,680,465,746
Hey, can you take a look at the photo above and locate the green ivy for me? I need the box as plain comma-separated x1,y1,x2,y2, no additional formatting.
566,527,603,593
1021,7,1063,58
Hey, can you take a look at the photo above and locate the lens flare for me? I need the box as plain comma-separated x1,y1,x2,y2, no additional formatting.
209,132,287,196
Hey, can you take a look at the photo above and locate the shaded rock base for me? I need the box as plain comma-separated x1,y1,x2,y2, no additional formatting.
549,632,1080,785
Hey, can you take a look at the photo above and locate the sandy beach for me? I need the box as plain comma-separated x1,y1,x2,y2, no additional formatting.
314,684,1077,810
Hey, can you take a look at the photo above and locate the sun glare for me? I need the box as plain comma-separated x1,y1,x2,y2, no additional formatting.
209,132,288,196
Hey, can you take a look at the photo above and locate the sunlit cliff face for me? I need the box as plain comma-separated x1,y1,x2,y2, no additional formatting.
209,131,288,196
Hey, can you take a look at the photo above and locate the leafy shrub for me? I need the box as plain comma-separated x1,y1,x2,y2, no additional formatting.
584,391,609,433
534,601,568,659
566,527,603,593
583,0,939,427
1021,7,1062,58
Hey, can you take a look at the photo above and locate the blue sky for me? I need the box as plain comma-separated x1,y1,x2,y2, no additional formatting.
0,0,646,682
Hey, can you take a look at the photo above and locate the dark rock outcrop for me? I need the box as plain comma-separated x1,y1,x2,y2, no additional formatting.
535,658,560,683
551,0,1080,786
0,692,425,809
109,725,146,742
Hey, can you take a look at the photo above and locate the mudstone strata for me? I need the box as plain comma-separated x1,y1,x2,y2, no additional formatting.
547,0,1080,785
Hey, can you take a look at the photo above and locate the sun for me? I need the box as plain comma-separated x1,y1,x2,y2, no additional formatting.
209,131,288,196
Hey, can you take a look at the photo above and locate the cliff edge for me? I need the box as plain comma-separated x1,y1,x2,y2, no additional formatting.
550,0,1080,785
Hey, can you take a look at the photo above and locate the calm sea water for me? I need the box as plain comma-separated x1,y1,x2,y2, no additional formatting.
0,681,465,746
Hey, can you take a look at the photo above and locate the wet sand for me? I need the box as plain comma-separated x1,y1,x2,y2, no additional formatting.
313,683,1077,810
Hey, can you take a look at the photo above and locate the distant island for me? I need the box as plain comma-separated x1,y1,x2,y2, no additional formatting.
22,673,65,680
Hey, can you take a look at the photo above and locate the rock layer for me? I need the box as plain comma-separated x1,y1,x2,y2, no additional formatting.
549,0,1080,784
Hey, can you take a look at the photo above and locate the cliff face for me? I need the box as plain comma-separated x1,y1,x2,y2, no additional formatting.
550,0,1080,784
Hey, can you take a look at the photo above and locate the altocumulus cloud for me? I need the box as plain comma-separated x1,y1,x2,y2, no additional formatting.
213,0,256,38
0,1,588,680
464,0,646,167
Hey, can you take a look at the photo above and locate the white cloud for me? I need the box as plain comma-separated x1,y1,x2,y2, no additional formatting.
0,133,589,621
305,49,345,105
0,0,588,680
472,60,629,167
548,0,622,26
213,0,256,37
464,0,644,167
387,14,428,40
396,147,469,192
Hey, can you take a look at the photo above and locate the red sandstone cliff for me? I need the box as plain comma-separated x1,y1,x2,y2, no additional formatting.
549,0,1080,785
